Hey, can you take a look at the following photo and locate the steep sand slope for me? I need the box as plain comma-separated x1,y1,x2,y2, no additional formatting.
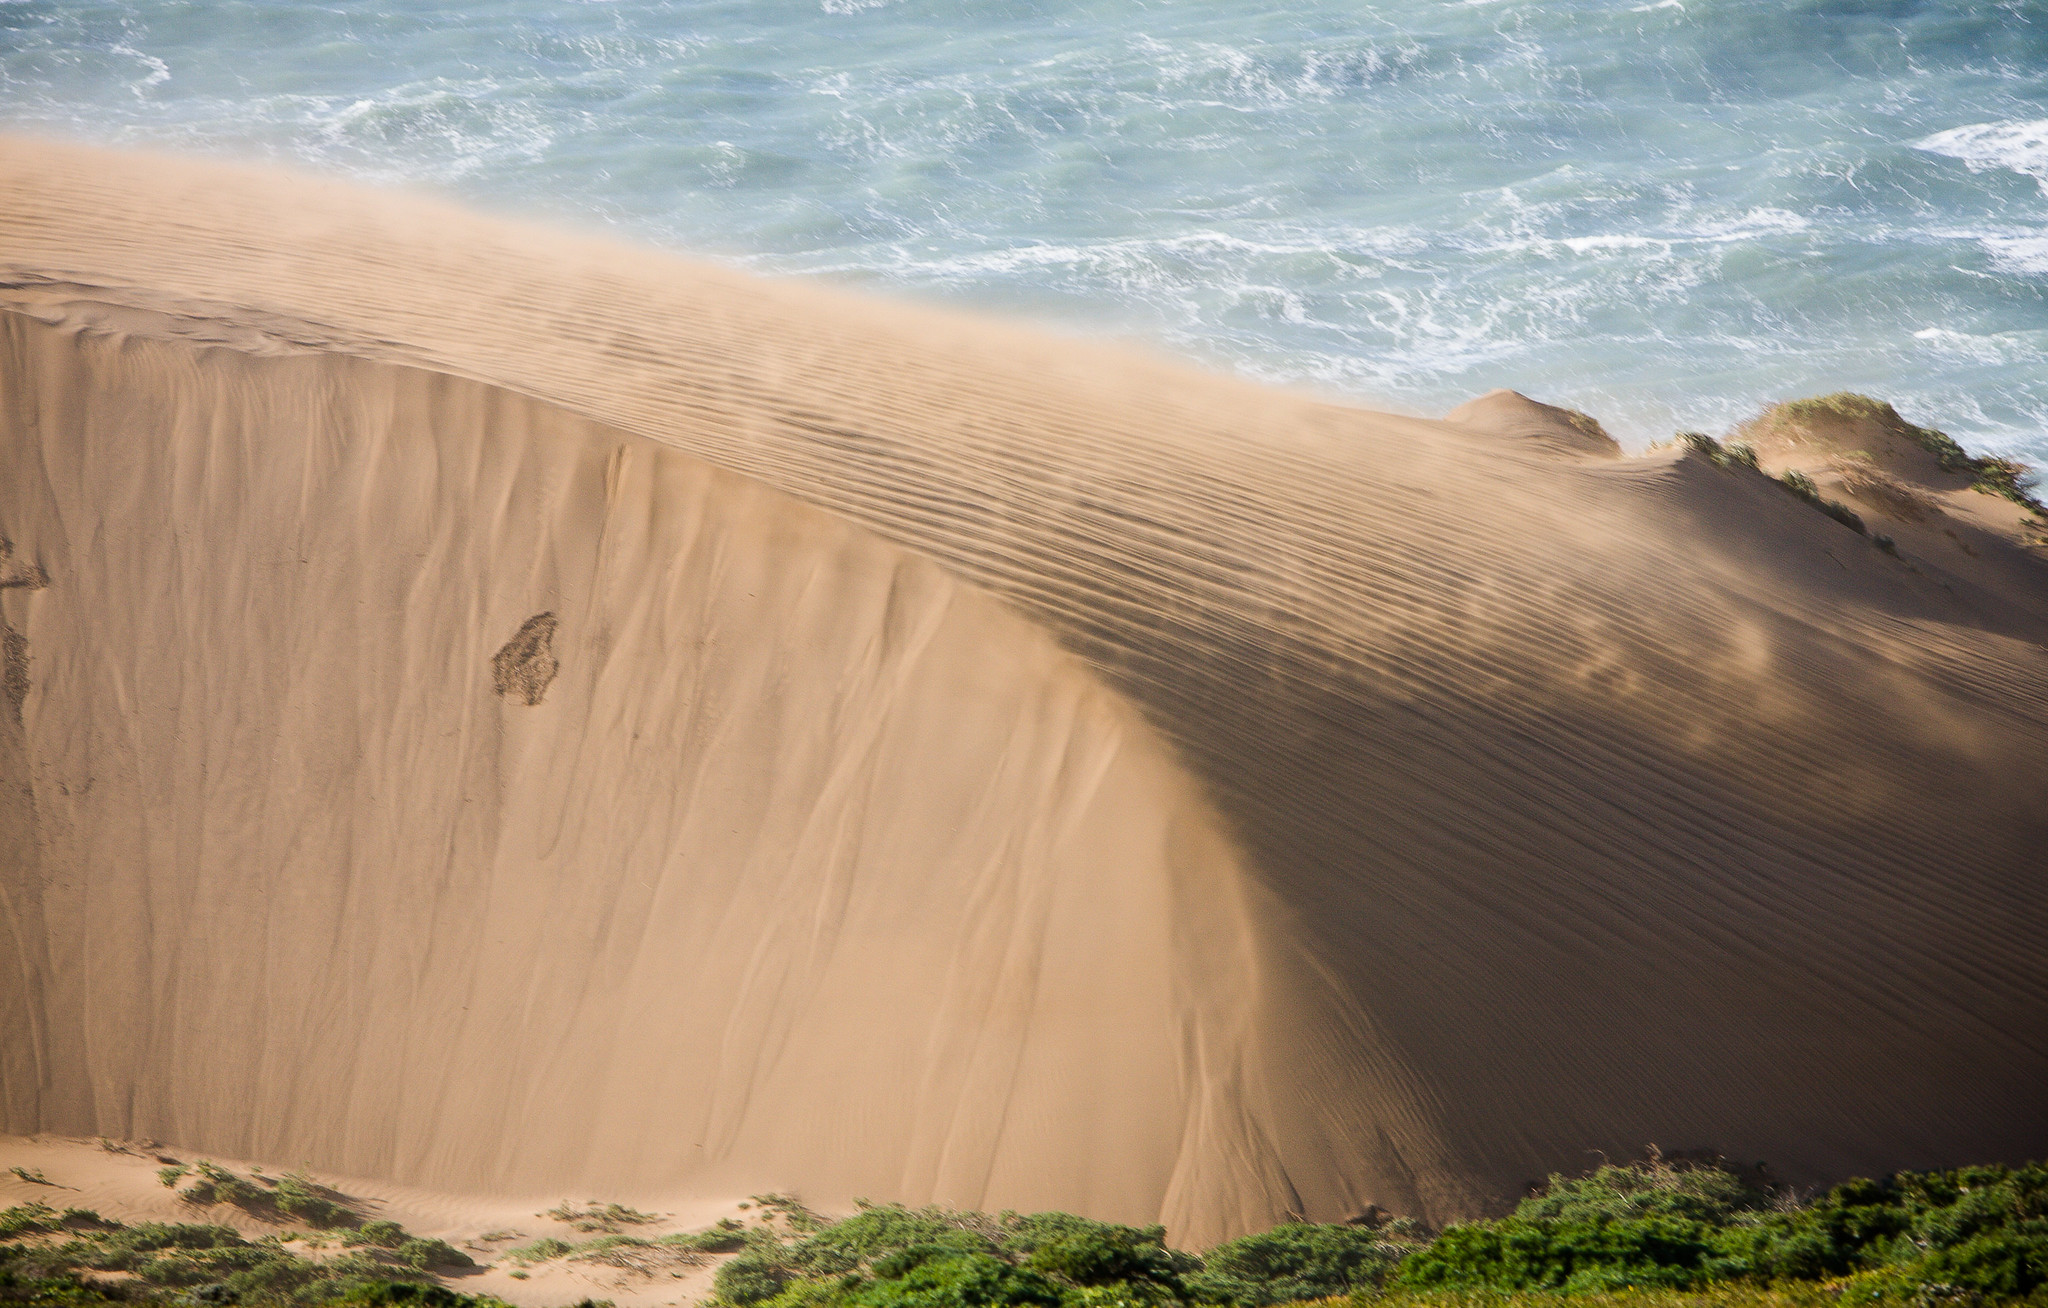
2,138,2045,1243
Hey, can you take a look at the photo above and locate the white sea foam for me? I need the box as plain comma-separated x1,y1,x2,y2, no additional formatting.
111,44,170,96
1910,327,2035,367
1978,234,2048,279
1915,120,2048,193
1686,208,1811,241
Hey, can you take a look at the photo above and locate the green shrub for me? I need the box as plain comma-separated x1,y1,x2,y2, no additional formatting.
1191,1221,1419,1303
345,1222,408,1250
1397,1159,2048,1302
1395,1214,1727,1293
333,1283,504,1308
0,1204,525,1308
157,1165,189,1188
271,1173,353,1229
1675,433,1761,475
507,1237,575,1266
393,1239,473,1272
1517,1156,1770,1227
74,1221,248,1269
1779,392,1896,429
180,1162,268,1212
1774,471,1865,533
0,1267,127,1308
718,1247,799,1305
0,1203,59,1240
662,1219,750,1254
1680,431,1725,462
1001,1213,1193,1294
543,1202,662,1233
850,1251,1062,1308
1971,457,2043,511
1778,470,1820,501
793,1206,997,1278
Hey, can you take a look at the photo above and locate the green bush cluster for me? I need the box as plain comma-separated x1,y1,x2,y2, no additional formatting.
708,1199,1416,1308
505,1237,574,1266
336,1223,469,1273
158,1163,352,1231
663,1219,751,1255
1395,1158,2048,1303
270,1176,354,1231
541,1204,662,1234
494,1227,727,1277
178,1163,271,1213
1678,431,1760,471
0,1199,476,1307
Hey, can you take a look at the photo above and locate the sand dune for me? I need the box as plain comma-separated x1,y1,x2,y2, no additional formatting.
2,137,2044,1246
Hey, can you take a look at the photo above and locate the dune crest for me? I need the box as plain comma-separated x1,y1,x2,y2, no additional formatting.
1443,389,1621,459
2,138,2045,1243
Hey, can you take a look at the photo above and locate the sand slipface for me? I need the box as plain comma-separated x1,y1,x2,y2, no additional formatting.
2,136,2046,1245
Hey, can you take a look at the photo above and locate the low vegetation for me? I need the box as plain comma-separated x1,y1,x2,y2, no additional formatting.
8,1155,2042,1308
1771,469,1866,534
686,1157,2046,1308
150,1163,359,1233
1675,431,1867,535
1678,431,1760,471
0,1200,505,1308
1395,1154,2048,1303
1772,394,2043,515
540,1203,664,1234
500,1212,751,1276
697,1195,1424,1308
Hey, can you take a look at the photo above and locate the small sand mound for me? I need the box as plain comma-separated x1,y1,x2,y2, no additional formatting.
1443,388,1620,458
1740,392,2036,504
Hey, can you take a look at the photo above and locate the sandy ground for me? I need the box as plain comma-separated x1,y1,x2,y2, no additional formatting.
0,1133,747,1307
1,135,2044,1247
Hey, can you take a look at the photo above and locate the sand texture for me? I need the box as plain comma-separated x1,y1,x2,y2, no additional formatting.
1,137,2045,1245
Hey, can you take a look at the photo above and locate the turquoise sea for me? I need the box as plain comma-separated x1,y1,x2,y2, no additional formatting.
3,0,2046,463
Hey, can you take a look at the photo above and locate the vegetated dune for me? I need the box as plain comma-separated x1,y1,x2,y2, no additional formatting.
2,137,2045,1248
0,1135,740,1308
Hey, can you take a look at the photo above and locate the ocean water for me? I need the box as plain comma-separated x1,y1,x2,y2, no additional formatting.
3,0,2046,463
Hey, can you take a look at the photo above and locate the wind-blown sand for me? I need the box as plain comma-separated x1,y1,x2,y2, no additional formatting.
1,137,2044,1247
